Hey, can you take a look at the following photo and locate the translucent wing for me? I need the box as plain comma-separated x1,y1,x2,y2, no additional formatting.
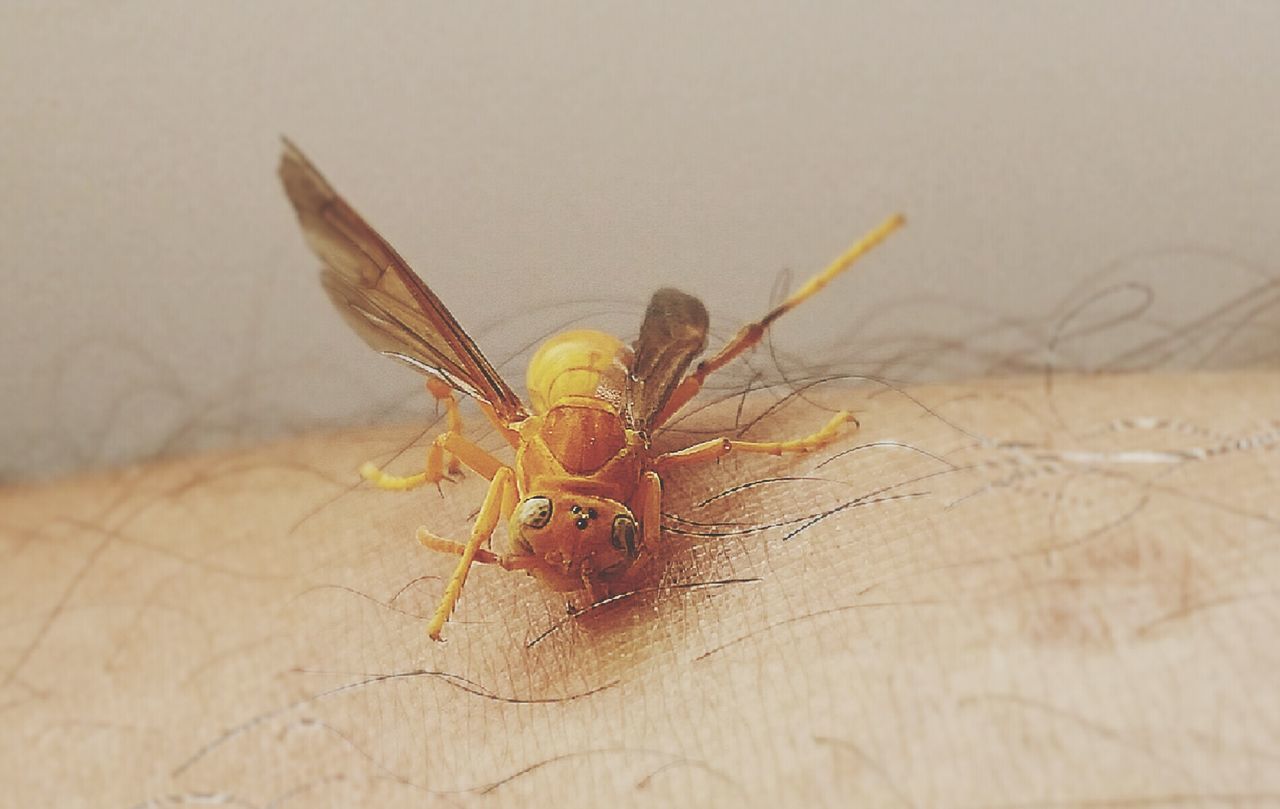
279,139,529,423
627,288,709,431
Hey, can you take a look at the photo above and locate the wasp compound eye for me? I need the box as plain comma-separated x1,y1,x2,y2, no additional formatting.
516,497,553,530
610,514,639,558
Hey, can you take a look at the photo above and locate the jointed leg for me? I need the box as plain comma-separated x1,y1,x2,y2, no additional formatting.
361,430,506,490
652,214,904,427
423,466,515,640
417,527,535,572
429,378,466,475
576,472,661,607
655,411,858,472
635,471,662,556
362,380,506,490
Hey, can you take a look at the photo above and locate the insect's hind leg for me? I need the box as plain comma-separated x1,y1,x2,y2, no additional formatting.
651,214,904,428
654,411,858,471
362,379,494,490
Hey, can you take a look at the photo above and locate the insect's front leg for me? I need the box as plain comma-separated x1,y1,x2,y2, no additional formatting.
417,527,535,571
426,378,465,475
653,411,858,471
588,471,662,602
362,381,506,491
635,470,663,560
424,466,515,641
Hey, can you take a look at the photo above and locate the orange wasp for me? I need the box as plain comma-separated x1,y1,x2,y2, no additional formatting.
279,140,903,640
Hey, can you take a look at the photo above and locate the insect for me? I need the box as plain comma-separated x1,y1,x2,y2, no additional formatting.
279,139,903,640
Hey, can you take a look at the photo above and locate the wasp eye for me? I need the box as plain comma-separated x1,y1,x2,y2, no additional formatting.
516,497,553,530
610,515,639,558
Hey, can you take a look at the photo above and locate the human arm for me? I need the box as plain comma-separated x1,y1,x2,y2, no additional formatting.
3,370,1278,806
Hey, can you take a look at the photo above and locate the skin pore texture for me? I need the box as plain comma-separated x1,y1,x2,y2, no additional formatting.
3,370,1279,807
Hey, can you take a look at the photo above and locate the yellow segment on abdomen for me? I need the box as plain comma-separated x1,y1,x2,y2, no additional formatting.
526,329,627,414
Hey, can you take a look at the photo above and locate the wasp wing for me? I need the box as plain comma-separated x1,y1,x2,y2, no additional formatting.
279,139,529,423
627,288,709,431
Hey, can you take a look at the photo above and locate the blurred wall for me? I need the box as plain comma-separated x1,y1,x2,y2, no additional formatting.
3,2,1278,481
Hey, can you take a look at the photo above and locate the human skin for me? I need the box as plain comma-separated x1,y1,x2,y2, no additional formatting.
2,371,1279,807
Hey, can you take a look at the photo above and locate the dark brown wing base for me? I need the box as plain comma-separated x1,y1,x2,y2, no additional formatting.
627,288,709,432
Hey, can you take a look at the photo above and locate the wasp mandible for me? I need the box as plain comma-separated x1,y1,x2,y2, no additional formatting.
279,140,903,640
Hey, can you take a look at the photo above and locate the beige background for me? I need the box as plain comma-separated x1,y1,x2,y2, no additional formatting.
3,2,1279,481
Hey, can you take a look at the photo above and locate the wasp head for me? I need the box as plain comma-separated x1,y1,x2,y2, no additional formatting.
510,493,640,591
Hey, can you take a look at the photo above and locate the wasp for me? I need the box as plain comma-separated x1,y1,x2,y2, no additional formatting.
279,140,903,640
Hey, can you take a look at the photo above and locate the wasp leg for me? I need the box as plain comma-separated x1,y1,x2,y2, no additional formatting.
416,527,534,571
424,467,515,640
652,214,903,428
635,470,662,558
654,411,857,471
369,379,465,485
427,378,466,476
360,430,506,491
358,389,506,488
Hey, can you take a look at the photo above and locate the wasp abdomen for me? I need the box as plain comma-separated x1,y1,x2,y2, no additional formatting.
526,329,630,413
